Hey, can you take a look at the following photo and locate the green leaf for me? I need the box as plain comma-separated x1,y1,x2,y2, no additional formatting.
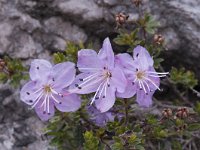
188,123,200,131
170,67,198,88
83,131,99,150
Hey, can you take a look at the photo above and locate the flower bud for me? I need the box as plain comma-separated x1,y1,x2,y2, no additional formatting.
115,12,129,27
154,34,164,45
162,108,172,118
131,0,142,7
176,107,189,119
0,59,6,71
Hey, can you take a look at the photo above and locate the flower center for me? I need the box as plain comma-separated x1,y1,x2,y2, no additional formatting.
44,85,51,93
136,71,145,79
105,71,112,78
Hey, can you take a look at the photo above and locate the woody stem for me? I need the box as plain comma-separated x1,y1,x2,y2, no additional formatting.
124,98,129,125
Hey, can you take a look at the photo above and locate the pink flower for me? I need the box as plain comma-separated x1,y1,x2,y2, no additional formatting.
70,38,127,112
116,46,168,107
20,59,81,121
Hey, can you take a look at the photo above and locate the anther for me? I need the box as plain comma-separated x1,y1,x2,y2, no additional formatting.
136,68,138,71
52,78,55,81
78,87,82,89
59,102,62,104
79,78,83,81
29,100,33,103
48,113,51,115
75,84,79,87
95,97,99,100
136,53,139,57
108,84,110,87
36,66,39,70
103,67,106,70
26,92,30,95
103,96,105,98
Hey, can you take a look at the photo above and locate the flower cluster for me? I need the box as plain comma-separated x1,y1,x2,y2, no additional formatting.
20,38,168,121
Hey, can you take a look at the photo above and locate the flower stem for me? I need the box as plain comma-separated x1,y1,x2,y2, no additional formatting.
124,98,129,125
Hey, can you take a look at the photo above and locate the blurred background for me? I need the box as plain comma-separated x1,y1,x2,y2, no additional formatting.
0,0,199,149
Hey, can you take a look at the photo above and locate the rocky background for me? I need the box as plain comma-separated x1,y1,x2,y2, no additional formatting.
0,0,199,149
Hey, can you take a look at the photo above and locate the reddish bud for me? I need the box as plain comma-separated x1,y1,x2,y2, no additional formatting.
131,0,142,7
154,34,164,45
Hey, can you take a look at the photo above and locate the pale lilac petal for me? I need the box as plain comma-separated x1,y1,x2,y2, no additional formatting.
117,80,137,98
98,38,114,68
88,105,115,127
51,62,76,90
54,93,81,112
110,66,127,93
133,46,153,70
136,89,154,107
77,49,102,72
95,87,115,112
20,81,42,105
69,72,102,94
29,59,52,81
115,53,135,71
35,100,55,121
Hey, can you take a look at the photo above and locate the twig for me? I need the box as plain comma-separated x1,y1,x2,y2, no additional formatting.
124,98,129,125
159,66,192,106
100,138,111,150
190,87,200,98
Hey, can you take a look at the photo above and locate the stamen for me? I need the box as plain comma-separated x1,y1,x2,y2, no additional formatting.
78,73,100,87
30,91,44,109
78,68,101,72
33,87,44,94
138,80,142,90
144,77,161,91
47,95,50,114
98,80,108,100
90,81,105,105
51,88,63,97
148,74,167,78
143,80,150,92
51,94,60,104
147,71,169,75
141,81,148,95
104,78,109,98
39,94,48,111
81,72,99,81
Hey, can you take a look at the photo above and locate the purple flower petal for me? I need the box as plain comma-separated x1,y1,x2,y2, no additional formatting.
50,62,76,90
115,53,135,71
98,38,114,68
95,87,115,112
20,81,42,105
35,100,55,121
133,46,153,70
117,80,137,98
88,105,115,127
29,59,52,81
110,66,127,93
54,93,81,112
136,89,154,107
77,49,102,72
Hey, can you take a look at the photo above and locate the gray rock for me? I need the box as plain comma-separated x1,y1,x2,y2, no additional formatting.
0,0,200,149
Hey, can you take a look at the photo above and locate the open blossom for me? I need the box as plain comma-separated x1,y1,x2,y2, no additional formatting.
20,59,81,121
115,46,168,107
70,38,127,112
